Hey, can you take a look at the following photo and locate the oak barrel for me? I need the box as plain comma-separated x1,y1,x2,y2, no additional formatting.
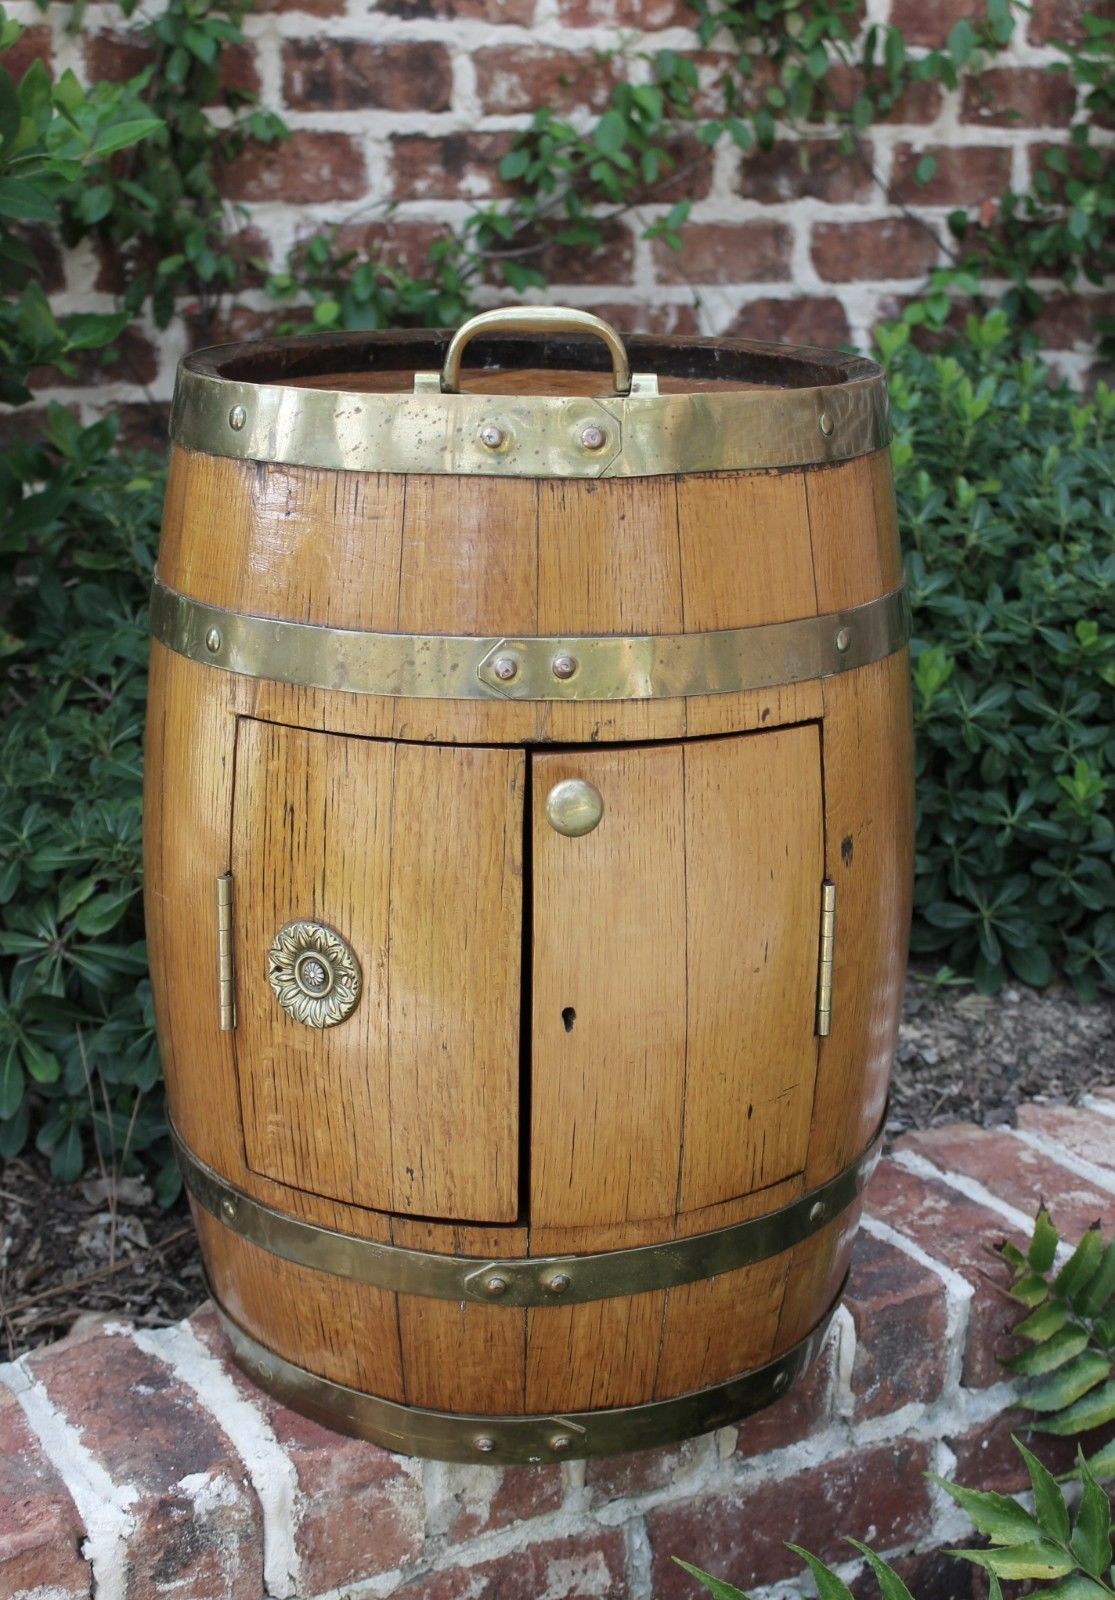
144,307,914,1462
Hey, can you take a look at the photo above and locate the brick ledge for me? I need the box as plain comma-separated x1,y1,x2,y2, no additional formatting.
3,1091,1114,1600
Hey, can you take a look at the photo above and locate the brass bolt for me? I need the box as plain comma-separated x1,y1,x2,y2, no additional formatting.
479,424,505,450
474,1435,497,1454
550,1434,574,1454
221,1195,238,1223
809,1199,827,1225
205,627,222,654
484,1274,509,1298
772,1370,790,1395
544,1272,572,1296
834,627,852,653
580,423,607,451
492,655,518,682
228,404,247,432
818,411,835,437
551,653,578,681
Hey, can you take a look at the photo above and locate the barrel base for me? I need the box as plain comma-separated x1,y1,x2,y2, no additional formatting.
212,1284,844,1464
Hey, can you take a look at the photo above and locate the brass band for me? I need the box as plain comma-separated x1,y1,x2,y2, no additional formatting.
150,578,909,703
212,1285,840,1462
174,1117,882,1307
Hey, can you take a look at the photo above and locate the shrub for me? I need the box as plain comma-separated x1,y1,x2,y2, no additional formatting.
884,312,1115,997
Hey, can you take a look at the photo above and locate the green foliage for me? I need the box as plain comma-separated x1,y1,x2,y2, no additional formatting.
999,1209,1115,1477
0,6,161,402
0,407,172,1195
882,312,1115,996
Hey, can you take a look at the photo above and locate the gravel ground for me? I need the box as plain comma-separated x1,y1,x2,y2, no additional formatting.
1,975,1112,1362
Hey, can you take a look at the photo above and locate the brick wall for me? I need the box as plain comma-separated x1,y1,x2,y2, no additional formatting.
3,1093,1115,1600
9,0,1112,430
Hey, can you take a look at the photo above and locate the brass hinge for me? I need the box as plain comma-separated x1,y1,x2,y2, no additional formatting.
815,880,836,1037
216,873,236,1031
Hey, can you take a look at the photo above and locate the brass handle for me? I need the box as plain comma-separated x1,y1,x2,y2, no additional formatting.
440,306,633,396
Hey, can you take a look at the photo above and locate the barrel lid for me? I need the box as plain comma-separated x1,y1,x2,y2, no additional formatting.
171,306,889,479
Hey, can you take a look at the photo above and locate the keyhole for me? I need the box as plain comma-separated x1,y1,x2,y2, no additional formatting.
561,1007,576,1033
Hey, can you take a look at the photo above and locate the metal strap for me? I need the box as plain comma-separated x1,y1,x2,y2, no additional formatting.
174,1118,883,1307
212,1282,840,1462
149,578,909,703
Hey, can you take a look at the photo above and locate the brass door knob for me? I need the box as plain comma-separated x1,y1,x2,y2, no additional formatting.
545,779,604,837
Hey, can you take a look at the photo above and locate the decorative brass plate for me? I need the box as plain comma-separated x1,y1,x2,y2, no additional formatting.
173,1115,883,1306
150,578,909,703
212,1282,840,1462
267,921,361,1028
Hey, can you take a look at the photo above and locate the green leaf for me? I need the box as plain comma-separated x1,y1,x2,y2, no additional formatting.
90,116,163,158
1025,1352,1112,1414
1017,1437,1071,1543
0,1047,25,1120
594,109,627,158
61,312,128,351
933,1479,1042,1545
1071,1454,1113,1578
1041,1580,1112,1600
1013,1301,1070,1343
949,1542,1075,1581
0,177,58,221
1008,1326,1090,1376
785,1546,856,1600
48,1121,84,1183
1083,1437,1115,1482
671,1560,751,1599
1037,1378,1115,1436
1055,1229,1107,1308
1077,1240,1115,1319
0,64,20,147
845,1541,917,1600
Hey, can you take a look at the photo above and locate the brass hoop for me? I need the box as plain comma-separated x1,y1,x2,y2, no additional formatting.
174,1117,882,1307
211,1284,841,1462
149,578,909,703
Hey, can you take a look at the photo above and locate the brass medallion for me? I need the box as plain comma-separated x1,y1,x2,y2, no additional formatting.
268,921,361,1028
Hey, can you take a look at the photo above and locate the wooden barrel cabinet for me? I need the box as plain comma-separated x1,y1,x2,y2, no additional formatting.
144,308,914,1462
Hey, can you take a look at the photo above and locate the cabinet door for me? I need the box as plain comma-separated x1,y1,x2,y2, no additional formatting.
230,719,524,1221
530,726,824,1230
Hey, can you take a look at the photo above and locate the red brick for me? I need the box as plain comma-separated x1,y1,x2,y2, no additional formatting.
647,1439,934,1598
532,219,636,286
24,225,65,293
474,46,620,115
557,0,689,26
0,1386,90,1597
845,1231,950,1418
182,303,282,352
890,144,1013,206
586,1436,709,1504
389,1529,628,1598
734,1335,835,1455
282,40,451,112
1033,292,1115,349
445,1463,563,1541
822,65,943,124
1030,0,1093,42
1016,1104,1115,1179
724,296,852,347
653,221,792,285
947,1408,1082,1495
219,132,365,203
115,401,172,452
864,1159,1027,1387
888,0,987,46
741,139,874,204
390,132,516,201
26,1324,262,1600
374,0,533,18
587,302,701,335
900,1123,1115,1235
85,31,258,99
812,217,941,282
961,67,1076,127
2,24,53,82
631,135,715,204
190,1307,423,1591
854,1548,985,1600
329,219,449,277
253,0,344,17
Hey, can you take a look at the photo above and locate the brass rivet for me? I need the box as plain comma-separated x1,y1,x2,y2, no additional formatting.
479,424,505,450
228,404,247,431
474,1435,497,1454
550,1434,574,1454
551,653,578,681
484,1274,509,1298
772,1370,790,1395
492,655,518,682
809,1199,827,1225
545,779,604,838
545,1272,572,1295
835,627,852,653
818,411,835,437
580,423,607,451
221,1196,238,1223
205,627,222,653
